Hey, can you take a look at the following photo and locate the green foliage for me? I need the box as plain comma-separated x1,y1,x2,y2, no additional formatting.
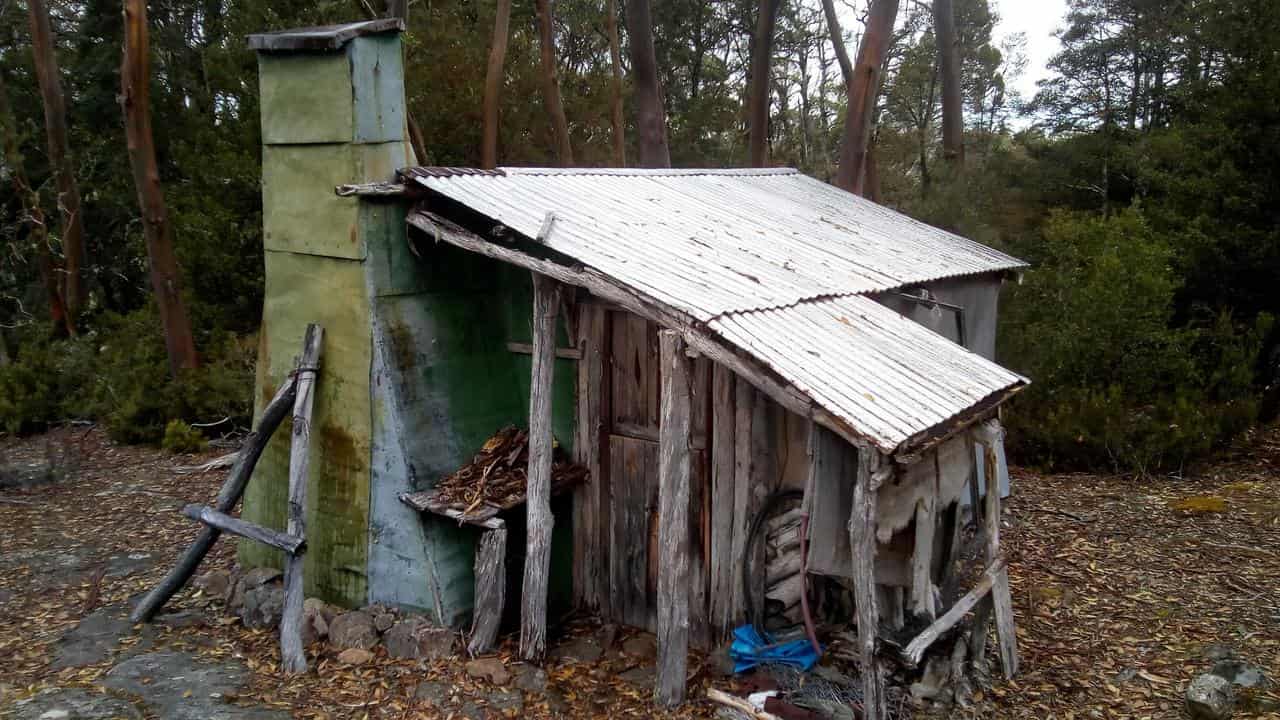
999,210,1271,473
162,420,208,454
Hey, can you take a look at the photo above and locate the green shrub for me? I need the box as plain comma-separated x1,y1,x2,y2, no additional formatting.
1000,208,1270,474
162,419,208,453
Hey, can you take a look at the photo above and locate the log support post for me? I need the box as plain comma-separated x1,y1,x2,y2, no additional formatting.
280,323,323,674
521,272,561,661
572,302,605,613
469,524,508,655
850,448,888,720
977,421,1019,678
910,487,937,620
655,329,692,706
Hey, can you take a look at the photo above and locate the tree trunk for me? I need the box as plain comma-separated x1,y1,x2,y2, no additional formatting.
834,0,899,195
481,0,513,169
0,69,70,335
605,0,626,166
27,0,86,323
934,0,963,165
121,0,199,375
535,0,574,166
625,0,671,168
747,0,782,166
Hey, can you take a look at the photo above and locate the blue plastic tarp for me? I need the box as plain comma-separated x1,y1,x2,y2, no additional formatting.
728,625,822,673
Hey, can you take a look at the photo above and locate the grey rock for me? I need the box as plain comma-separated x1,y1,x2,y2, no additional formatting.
102,651,291,720
707,644,735,678
621,634,656,660
618,665,655,690
193,570,232,600
228,567,281,612
457,700,488,720
1186,673,1235,720
336,648,374,665
104,553,153,579
383,616,453,660
512,664,548,693
300,600,330,646
598,623,619,652
466,656,512,685
1211,659,1268,689
373,612,396,633
1203,644,1238,662
238,583,283,630
544,688,569,716
486,689,523,716
329,611,379,650
548,636,602,664
9,687,142,720
154,609,209,629
413,680,450,708
52,604,139,669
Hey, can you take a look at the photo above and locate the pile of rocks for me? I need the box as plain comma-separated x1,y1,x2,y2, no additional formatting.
192,567,458,665
1185,646,1271,720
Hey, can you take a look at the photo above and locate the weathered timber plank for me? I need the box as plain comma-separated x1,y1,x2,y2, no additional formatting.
130,377,297,623
729,379,755,625
468,526,507,655
655,330,692,707
573,303,606,613
181,505,305,555
281,322,323,674
902,557,1006,667
707,364,736,638
520,273,560,661
850,448,887,720
983,422,1019,678
505,341,582,360
910,493,937,619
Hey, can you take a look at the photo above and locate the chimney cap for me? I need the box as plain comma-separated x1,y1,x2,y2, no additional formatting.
248,18,403,53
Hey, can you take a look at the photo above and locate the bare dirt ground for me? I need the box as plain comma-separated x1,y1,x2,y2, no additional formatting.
1,425,1277,719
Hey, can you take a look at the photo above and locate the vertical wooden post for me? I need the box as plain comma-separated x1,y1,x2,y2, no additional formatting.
521,273,560,661
850,448,886,720
573,303,605,613
707,364,736,637
468,525,507,655
655,330,691,706
910,492,937,620
982,422,1019,678
281,323,323,674
849,448,890,717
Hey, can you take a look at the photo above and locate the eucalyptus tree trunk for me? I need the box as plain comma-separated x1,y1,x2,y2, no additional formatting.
625,0,671,168
481,0,513,169
0,69,70,335
122,0,199,375
606,0,626,166
934,0,963,165
830,0,899,195
26,0,86,324
535,0,574,165
747,0,782,166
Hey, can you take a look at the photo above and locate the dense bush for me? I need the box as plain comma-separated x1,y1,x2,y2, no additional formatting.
999,209,1271,474
0,309,255,443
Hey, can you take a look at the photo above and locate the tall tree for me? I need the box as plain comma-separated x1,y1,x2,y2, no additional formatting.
26,0,86,324
0,69,70,335
833,0,899,194
605,0,626,166
934,0,963,164
121,0,198,374
481,0,513,169
747,0,782,166
626,0,671,167
535,0,574,165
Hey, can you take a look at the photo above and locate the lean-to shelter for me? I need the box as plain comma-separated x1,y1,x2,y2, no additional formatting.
238,19,1029,713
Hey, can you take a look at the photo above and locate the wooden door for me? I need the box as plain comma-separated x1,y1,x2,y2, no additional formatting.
604,310,711,637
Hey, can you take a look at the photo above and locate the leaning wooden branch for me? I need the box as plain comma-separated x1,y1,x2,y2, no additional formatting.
280,323,323,674
334,182,423,198
181,504,305,555
130,377,298,623
706,689,782,720
902,556,1007,667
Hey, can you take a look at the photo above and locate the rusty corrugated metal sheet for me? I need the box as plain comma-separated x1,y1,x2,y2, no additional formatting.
401,167,1029,453
402,167,1026,322
708,295,1027,450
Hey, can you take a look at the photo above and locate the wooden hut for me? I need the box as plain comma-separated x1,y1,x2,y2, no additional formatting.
241,21,1029,715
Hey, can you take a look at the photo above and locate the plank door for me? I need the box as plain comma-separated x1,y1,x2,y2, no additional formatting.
604,310,710,637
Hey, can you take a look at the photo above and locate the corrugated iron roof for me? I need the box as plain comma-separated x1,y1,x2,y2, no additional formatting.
402,167,1026,322
401,167,1029,454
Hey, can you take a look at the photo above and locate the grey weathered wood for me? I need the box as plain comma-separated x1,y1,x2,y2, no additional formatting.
850,448,887,720
334,182,420,198
572,303,606,613
728,379,756,625
130,377,298,623
708,364,735,637
181,504,305,555
468,526,507,655
910,493,937,619
982,422,1019,678
655,330,692,706
247,18,404,51
281,323,323,674
902,557,1006,667
520,273,560,661
398,491,503,527
506,341,582,360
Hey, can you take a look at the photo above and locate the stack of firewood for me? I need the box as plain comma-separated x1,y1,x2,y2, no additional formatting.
432,425,588,514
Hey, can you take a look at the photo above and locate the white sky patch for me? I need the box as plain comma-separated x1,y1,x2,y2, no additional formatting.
991,0,1067,101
